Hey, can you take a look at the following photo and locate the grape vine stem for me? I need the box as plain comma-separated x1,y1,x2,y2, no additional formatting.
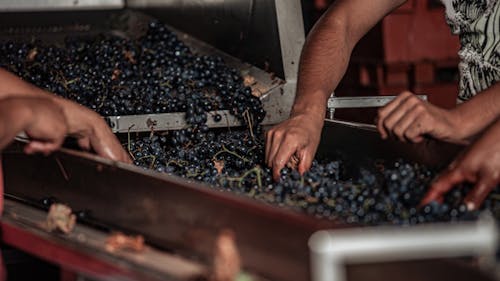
212,145,250,163
226,166,263,189
127,125,136,160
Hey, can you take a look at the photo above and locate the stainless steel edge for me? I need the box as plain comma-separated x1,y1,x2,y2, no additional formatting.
327,95,428,119
327,95,428,109
274,0,304,81
271,0,305,122
0,0,124,11
126,0,173,7
309,214,498,281
260,86,289,126
323,119,377,131
105,110,243,133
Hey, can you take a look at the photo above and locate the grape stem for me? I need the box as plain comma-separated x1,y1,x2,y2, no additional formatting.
186,168,207,178
243,110,255,141
97,81,108,110
212,145,250,163
247,146,258,154
226,166,263,189
65,78,80,85
166,159,189,167
127,125,136,160
137,155,156,169
159,81,172,88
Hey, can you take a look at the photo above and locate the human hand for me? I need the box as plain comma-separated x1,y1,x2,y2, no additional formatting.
20,97,69,155
420,120,500,210
0,68,130,162
265,112,324,181
54,97,131,163
376,91,466,144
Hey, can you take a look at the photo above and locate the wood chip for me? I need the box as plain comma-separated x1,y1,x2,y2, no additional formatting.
243,75,256,87
46,203,76,234
105,232,145,253
111,68,121,80
124,50,137,64
213,160,225,175
306,196,319,204
26,48,38,62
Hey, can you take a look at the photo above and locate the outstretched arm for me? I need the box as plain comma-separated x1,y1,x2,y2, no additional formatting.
266,0,408,180
421,118,500,210
0,68,131,163
0,96,68,154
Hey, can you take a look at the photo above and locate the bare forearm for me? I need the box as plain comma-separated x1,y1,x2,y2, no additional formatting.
0,68,97,137
0,68,130,162
292,0,407,120
292,5,351,120
482,117,500,140
453,82,500,140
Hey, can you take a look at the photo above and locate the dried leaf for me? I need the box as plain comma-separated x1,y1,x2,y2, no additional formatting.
243,75,256,87
105,232,145,253
306,196,319,204
213,159,225,175
46,203,76,234
111,68,121,80
124,50,137,64
26,48,38,62
251,88,263,98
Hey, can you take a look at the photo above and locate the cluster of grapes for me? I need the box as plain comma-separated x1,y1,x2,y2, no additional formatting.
0,21,265,129
128,129,500,226
2,20,499,226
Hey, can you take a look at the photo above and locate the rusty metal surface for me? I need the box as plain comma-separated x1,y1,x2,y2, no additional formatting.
2,145,336,281
4,200,493,281
1,199,207,281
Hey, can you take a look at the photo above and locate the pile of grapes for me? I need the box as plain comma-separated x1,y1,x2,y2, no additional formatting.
1,21,499,226
127,130,500,225
0,21,265,127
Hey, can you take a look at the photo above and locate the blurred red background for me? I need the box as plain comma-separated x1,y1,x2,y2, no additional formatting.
302,0,460,122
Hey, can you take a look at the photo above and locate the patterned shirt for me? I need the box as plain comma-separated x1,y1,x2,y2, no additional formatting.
440,0,500,101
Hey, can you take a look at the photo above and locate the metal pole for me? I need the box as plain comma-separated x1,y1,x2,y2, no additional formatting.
309,214,497,281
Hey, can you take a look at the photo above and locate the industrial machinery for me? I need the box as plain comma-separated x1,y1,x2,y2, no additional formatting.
0,1,498,281
3,122,498,281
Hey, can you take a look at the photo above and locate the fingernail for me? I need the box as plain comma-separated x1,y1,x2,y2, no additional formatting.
466,201,475,211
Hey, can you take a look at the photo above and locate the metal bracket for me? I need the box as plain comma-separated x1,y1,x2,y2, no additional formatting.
327,95,428,119
309,214,498,281
104,110,242,133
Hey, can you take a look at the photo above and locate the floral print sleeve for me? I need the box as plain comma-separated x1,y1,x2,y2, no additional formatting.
440,0,500,101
